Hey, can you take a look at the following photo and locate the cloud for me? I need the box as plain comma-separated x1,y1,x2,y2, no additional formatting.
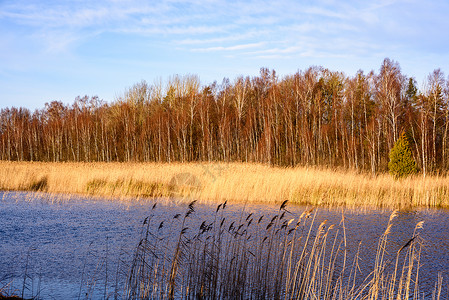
192,42,266,53
176,33,253,45
255,54,292,60
301,6,347,19
1,0,448,72
119,24,233,36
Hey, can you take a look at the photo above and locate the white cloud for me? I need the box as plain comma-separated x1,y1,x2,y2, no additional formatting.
301,6,347,19
1,0,448,80
255,54,292,59
176,34,251,45
192,42,266,52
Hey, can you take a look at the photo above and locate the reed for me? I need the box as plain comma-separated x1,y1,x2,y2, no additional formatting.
122,200,443,299
1,161,449,208
3,200,446,299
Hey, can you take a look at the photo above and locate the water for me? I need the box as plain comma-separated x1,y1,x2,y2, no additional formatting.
0,191,448,299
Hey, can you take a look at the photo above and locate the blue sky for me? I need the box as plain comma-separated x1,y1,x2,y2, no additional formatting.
1,0,449,110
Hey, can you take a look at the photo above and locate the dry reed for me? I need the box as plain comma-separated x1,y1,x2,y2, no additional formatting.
1,161,449,208
123,200,441,299
2,199,446,299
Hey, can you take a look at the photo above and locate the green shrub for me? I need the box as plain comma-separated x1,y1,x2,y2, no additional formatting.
388,131,417,178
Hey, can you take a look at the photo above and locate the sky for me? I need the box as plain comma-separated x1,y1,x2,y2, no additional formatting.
1,0,449,110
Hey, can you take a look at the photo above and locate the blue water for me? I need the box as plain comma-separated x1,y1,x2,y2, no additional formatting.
0,191,448,299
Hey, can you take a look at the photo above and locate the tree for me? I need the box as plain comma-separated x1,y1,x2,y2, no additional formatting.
1,60,449,175
388,131,417,178
375,58,405,148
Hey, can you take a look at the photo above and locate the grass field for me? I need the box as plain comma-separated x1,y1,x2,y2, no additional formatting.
1,161,449,208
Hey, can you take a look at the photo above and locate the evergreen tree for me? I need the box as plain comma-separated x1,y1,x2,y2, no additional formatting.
388,131,417,178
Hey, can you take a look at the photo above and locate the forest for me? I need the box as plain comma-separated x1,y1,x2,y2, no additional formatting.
1,58,448,175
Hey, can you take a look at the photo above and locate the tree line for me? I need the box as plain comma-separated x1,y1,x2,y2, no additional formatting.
1,58,448,175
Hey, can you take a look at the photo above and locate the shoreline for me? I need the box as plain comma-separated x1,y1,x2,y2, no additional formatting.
1,161,448,209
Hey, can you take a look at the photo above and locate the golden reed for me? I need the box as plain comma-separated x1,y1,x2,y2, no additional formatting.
0,161,448,208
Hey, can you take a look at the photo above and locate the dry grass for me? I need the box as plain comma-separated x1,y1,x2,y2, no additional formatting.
1,161,449,208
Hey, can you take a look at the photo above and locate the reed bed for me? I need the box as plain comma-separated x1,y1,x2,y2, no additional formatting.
1,161,449,208
123,200,443,299
1,199,446,299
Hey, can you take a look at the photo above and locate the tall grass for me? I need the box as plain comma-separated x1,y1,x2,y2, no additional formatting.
1,161,449,208
123,200,443,299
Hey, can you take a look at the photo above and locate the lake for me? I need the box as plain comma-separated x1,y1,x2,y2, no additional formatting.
0,191,448,299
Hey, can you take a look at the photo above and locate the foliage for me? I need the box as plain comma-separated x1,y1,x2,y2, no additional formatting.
388,132,417,178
